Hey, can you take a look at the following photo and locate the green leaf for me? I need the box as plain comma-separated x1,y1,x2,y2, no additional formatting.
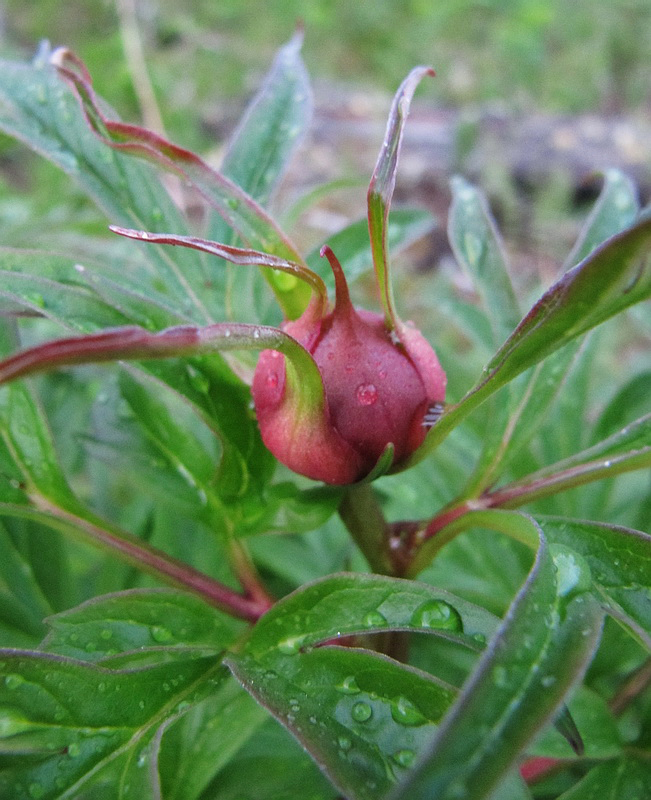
237,573,499,657
538,517,651,650
209,28,312,226
0,521,52,646
416,214,651,460
159,679,269,800
531,686,621,759
305,208,435,295
226,574,499,799
200,718,338,800
0,46,212,322
563,169,640,269
557,755,651,799
52,46,310,319
0,247,187,331
491,412,651,508
391,513,604,800
228,646,455,800
0,649,226,799
205,29,313,320
447,176,520,347
40,589,241,663
0,381,81,513
367,66,434,329
592,370,651,442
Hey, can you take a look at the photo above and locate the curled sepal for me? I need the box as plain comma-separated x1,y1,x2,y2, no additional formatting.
367,66,434,331
50,47,310,318
110,226,328,318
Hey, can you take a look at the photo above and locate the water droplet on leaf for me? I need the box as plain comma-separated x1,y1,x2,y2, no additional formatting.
151,625,173,643
393,748,416,767
391,696,427,727
4,674,24,690
550,545,592,598
363,610,387,627
351,702,373,723
411,599,462,632
336,676,361,695
277,634,307,655
338,735,352,751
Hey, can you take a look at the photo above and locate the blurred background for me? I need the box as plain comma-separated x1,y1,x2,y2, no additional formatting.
0,0,649,282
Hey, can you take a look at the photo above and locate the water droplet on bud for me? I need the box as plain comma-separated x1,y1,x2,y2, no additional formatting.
265,372,278,388
356,383,378,406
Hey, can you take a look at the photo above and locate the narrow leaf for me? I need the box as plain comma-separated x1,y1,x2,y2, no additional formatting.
448,176,520,346
0,46,211,320
489,412,651,508
563,169,640,269
415,214,651,460
52,48,311,318
209,27,312,224
391,513,604,800
368,66,434,329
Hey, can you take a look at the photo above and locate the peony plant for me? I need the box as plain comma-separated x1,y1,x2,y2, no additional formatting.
0,31,650,800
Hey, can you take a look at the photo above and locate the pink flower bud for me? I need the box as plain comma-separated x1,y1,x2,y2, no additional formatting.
252,249,446,484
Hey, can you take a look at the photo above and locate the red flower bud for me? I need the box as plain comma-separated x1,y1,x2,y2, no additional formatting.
252,248,446,484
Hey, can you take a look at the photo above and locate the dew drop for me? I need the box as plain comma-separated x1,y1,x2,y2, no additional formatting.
393,748,416,768
265,371,279,388
4,674,24,690
227,198,239,210
541,675,557,688
550,544,592,598
277,634,307,655
84,641,96,653
363,610,387,627
67,742,81,758
28,783,45,799
187,366,211,394
97,682,107,693
338,735,352,751
151,625,173,643
351,702,373,723
100,628,113,640
391,696,427,727
356,383,378,406
411,600,463,632
336,676,361,695
252,328,261,339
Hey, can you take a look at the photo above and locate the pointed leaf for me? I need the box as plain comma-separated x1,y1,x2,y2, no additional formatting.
40,589,241,663
228,645,455,800
368,67,434,329
0,46,211,320
0,649,225,799
538,517,651,650
416,214,651,460
563,169,640,269
448,176,520,347
209,28,312,226
490,412,651,508
52,47,311,318
391,513,604,800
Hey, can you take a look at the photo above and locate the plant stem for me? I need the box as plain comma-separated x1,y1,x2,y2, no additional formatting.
338,483,393,574
28,494,272,622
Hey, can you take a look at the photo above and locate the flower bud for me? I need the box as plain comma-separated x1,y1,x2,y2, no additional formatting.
252,249,446,484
